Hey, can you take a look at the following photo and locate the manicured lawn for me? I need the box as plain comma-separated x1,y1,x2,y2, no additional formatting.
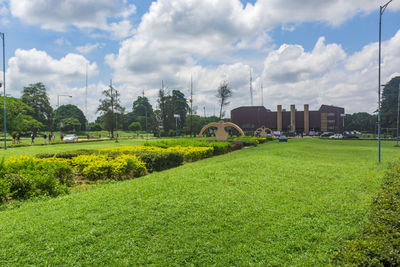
0,138,149,159
0,138,399,265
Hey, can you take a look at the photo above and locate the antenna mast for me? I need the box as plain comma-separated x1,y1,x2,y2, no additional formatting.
250,68,253,106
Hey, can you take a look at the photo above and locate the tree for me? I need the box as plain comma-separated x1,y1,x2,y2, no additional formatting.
0,96,43,133
53,104,87,132
381,76,400,128
21,83,53,130
97,83,124,138
157,88,188,134
172,90,188,130
216,80,232,119
61,117,81,132
132,96,156,132
128,122,141,132
345,112,377,132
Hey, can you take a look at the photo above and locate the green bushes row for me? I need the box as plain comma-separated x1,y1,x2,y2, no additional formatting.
143,140,232,156
0,157,72,203
332,159,400,265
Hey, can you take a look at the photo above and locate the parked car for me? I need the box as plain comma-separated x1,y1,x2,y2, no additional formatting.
343,134,359,139
329,134,343,139
320,132,334,137
64,134,78,141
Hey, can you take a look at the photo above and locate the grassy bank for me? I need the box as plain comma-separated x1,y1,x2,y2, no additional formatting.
0,139,398,265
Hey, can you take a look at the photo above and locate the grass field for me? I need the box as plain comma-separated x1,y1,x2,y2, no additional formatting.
0,138,399,265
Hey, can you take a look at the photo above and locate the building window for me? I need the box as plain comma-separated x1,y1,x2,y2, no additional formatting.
328,113,335,117
327,120,335,123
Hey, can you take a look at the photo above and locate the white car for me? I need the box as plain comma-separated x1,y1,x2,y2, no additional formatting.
64,134,78,141
329,134,343,139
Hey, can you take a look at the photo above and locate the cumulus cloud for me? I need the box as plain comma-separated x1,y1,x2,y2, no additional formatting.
6,49,99,114
9,0,136,39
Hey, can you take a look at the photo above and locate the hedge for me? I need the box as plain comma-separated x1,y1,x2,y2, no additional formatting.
332,159,400,265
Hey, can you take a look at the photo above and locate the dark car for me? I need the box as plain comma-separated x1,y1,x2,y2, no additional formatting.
343,134,359,139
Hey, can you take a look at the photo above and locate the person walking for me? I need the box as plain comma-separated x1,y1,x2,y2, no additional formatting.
31,133,35,144
43,134,47,144
16,133,20,144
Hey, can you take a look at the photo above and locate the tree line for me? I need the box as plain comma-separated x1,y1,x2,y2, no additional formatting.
0,80,233,137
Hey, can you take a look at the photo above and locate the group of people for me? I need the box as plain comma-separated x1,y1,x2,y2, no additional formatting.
29,132,56,144
11,133,21,144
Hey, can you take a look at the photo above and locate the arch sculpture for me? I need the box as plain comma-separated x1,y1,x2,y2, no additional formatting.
254,126,272,137
198,120,245,141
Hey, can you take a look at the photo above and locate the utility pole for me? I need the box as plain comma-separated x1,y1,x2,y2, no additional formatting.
397,83,400,146
190,75,193,137
85,63,89,135
203,106,206,118
0,33,5,150
110,79,118,142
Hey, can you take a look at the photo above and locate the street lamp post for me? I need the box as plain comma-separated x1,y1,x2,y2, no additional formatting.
0,33,5,150
378,0,393,162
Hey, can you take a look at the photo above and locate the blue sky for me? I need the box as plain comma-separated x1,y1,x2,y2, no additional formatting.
1,0,400,121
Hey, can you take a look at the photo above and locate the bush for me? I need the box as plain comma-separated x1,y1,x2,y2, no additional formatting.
230,141,244,151
4,156,71,200
128,152,183,172
165,146,213,162
72,154,147,180
0,178,9,203
144,140,232,156
35,149,99,159
232,139,258,146
332,159,400,265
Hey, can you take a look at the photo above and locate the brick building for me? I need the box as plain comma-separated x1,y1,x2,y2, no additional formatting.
230,104,345,133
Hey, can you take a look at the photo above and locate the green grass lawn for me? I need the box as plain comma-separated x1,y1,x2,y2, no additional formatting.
0,139,399,265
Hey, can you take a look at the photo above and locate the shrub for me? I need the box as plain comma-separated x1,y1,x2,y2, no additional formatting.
130,152,183,172
232,139,258,146
165,146,213,162
0,178,9,203
144,140,232,156
230,141,244,151
4,156,72,200
72,154,147,180
35,149,99,159
332,159,400,265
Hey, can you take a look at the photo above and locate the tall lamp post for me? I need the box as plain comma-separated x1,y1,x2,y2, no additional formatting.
0,32,5,150
378,0,393,162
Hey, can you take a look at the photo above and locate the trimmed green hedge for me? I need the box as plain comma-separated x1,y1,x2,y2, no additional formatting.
144,140,232,156
332,160,400,265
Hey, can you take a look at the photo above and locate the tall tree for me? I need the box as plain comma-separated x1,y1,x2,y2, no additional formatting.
345,112,377,132
53,104,87,132
0,96,43,133
157,86,173,132
97,82,124,137
216,80,232,119
21,82,53,130
172,90,188,130
132,95,156,132
381,76,400,128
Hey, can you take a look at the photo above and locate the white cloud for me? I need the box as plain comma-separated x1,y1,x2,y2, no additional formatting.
76,43,105,54
6,49,99,113
9,0,136,39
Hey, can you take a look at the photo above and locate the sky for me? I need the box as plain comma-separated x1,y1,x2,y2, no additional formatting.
0,0,400,121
